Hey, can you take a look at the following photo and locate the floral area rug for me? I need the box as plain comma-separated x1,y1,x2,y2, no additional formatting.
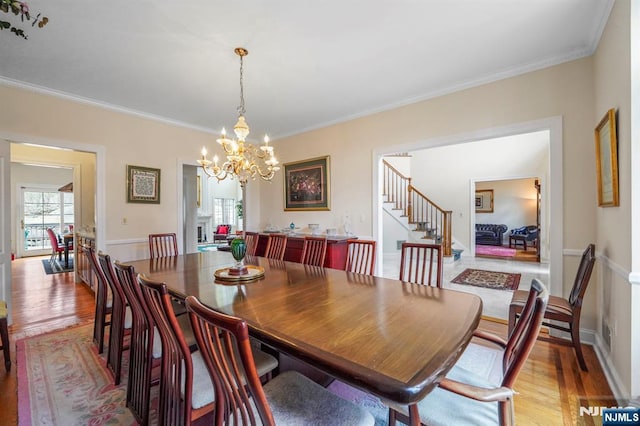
451,268,521,290
16,323,138,425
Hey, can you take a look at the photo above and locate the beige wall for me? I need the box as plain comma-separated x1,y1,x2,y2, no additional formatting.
593,0,635,400
0,84,213,260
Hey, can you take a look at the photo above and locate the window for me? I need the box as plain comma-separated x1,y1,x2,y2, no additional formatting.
213,198,236,225
22,188,74,252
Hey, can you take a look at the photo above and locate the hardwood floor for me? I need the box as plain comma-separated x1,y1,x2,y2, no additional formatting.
0,256,614,425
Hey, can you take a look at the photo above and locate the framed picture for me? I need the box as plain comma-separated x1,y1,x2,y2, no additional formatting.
126,165,161,204
284,156,331,211
475,189,493,213
595,108,619,207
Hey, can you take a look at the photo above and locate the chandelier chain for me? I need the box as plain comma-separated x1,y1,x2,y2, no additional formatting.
237,54,246,117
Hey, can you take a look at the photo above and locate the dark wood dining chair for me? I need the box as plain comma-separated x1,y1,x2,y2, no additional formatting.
138,274,215,426
81,244,111,354
345,239,376,275
399,242,443,287
244,231,259,256
113,261,162,426
300,235,327,266
387,279,549,426
508,243,595,371
148,233,178,258
97,251,131,385
185,295,375,426
264,233,287,260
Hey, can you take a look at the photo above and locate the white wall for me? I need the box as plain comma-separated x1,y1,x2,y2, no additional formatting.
409,132,548,254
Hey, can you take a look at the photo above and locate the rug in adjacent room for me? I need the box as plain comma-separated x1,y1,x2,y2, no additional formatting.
17,323,137,425
451,268,521,290
41,258,74,275
475,245,516,258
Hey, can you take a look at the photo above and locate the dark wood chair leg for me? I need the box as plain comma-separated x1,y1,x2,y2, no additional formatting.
570,322,588,371
0,316,10,372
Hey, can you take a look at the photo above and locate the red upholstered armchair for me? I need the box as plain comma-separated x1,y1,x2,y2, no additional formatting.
213,224,232,243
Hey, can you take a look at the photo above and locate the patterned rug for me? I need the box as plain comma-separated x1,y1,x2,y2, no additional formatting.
17,323,138,425
451,268,521,290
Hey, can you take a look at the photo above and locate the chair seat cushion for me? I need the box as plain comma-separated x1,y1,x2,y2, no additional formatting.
264,371,374,425
387,364,500,426
511,291,572,318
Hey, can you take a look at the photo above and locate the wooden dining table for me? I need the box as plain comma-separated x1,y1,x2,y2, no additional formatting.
125,251,482,424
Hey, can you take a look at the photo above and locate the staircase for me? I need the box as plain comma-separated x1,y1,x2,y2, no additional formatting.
382,160,454,257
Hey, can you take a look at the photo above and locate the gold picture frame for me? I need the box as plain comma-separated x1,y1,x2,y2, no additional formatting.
475,189,493,213
283,156,331,211
595,108,619,207
126,165,161,204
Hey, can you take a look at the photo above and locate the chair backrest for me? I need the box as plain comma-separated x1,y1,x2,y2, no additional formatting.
300,236,327,266
345,239,376,275
264,233,287,260
186,295,276,426
138,274,193,426
568,243,596,309
502,278,549,388
81,244,110,322
46,228,60,251
113,261,156,425
244,232,259,256
399,242,443,287
149,233,178,258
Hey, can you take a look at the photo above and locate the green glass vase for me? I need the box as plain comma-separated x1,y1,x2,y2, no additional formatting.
229,238,248,275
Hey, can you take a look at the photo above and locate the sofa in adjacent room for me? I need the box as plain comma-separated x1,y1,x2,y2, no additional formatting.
475,224,508,246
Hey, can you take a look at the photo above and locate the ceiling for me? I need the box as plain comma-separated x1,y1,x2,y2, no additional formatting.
0,1,613,140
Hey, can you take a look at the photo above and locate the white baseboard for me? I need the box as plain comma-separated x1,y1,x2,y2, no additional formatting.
593,332,630,405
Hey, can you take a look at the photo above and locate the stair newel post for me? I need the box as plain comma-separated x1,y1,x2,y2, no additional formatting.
443,211,452,257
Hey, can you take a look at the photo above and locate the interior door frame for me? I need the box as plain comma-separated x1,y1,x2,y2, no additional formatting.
1,134,105,323
372,116,563,296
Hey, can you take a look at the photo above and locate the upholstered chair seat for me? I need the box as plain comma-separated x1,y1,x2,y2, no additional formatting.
264,371,374,425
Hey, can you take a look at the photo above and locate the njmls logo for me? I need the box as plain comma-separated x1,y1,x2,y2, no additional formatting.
602,407,640,425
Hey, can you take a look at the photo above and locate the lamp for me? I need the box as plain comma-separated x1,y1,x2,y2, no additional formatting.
198,47,279,274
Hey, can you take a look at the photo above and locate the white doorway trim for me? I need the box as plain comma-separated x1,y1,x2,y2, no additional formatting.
372,116,563,295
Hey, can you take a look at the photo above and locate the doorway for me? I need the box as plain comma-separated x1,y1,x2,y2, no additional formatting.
473,177,541,263
374,117,562,294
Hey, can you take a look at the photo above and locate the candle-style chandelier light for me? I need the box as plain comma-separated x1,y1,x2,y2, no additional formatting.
198,47,280,186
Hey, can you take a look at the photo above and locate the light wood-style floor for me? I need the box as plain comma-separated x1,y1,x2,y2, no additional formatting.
0,256,614,425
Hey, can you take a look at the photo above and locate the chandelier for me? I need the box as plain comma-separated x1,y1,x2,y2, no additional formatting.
198,47,280,187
